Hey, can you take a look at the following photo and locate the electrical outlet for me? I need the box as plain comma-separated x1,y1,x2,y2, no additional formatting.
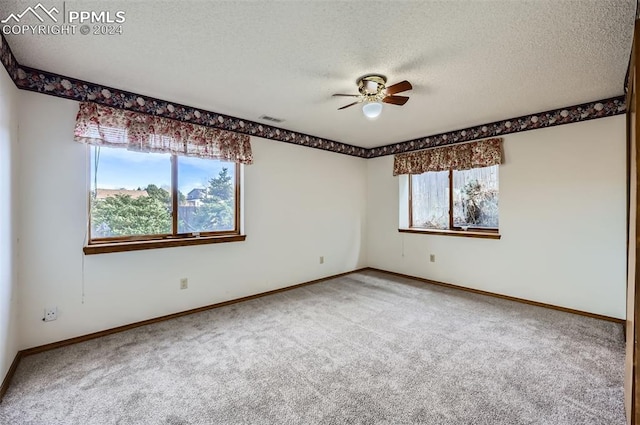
43,307,57,322
180,278,188,290
320,256,324,264
430,254,436,263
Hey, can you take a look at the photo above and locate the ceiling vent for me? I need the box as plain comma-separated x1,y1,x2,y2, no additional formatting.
259,115,285,123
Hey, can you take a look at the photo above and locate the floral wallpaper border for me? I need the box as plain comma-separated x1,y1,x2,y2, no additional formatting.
366,96,626,158
14,65,369,158
0,34,19,82
0,34,627,160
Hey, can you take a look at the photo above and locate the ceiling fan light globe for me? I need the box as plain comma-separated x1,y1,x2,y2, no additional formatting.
362,102,383,119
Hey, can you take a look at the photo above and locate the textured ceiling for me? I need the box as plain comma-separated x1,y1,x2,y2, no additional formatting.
0,0,636,149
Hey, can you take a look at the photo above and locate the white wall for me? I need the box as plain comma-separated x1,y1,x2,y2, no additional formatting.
17,91,367,349
0,67,19,380
367,116,627,319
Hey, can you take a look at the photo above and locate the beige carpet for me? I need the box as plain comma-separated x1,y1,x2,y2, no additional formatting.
0,270,625,424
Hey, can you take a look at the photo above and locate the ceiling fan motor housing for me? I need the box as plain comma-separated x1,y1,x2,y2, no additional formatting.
358,75,387,97
332,75,411,111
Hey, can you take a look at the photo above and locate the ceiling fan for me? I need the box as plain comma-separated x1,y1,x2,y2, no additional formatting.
333,74,413,119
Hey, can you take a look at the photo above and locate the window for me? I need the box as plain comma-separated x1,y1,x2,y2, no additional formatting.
410,165,499,232
88,146,241,251
74,102,251,254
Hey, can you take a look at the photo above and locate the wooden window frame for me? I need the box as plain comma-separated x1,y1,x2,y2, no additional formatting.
405,167,500,239
84,149,244,254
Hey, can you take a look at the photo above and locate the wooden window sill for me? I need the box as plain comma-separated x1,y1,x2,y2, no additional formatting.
84,234,246,255
398,228,501,240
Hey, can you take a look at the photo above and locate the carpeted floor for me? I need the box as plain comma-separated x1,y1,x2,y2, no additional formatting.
0,270,625,424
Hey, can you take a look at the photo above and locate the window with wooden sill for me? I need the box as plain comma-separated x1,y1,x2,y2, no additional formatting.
85,146,244,254
401,165,500,240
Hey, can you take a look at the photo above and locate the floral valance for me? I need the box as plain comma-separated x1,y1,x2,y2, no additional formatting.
393,138,503,176
74,102,253,164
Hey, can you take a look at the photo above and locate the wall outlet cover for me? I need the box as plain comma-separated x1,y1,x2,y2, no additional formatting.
43,307,57,322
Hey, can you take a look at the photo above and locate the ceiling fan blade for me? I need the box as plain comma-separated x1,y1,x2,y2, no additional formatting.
332,93,360,97
338,101,360,110
383,95,409,106
385,80,412,95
